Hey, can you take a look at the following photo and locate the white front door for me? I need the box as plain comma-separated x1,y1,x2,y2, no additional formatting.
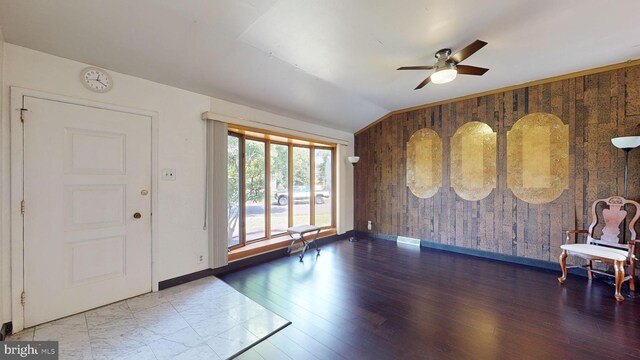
22,95,152,327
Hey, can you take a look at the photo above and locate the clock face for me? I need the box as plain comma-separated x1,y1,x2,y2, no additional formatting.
81,67,113,92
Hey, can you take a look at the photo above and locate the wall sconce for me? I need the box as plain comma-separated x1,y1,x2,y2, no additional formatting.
611,136,640,198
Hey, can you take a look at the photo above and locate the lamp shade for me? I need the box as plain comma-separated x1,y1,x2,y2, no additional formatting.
611,136,640,150
347,156,360,164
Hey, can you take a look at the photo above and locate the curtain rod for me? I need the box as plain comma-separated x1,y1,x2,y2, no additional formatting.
201,111,351,146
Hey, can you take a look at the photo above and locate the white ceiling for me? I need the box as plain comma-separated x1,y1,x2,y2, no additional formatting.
1,0,640,133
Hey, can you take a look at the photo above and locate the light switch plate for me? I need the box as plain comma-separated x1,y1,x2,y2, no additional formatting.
162,168,176,181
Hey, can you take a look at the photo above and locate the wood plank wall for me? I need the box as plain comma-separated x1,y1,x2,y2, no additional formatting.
354,65,640,262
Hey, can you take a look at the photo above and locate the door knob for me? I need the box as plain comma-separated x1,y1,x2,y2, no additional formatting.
133,212,142,219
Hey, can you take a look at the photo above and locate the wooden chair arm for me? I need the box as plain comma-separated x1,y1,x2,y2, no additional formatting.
563,230,589,244
627,239,638,260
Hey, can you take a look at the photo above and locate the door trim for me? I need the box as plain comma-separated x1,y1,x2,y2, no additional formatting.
10,87,159,332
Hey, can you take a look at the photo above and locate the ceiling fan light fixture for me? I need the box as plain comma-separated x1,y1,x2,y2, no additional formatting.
431,64,457,84
399,40,488,89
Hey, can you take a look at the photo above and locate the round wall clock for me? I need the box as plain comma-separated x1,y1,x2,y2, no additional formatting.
80,67,113,93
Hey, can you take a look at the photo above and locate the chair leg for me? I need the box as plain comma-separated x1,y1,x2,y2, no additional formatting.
587,260,593,280
558,250,568,284
629,258,636,292
614,261,625,302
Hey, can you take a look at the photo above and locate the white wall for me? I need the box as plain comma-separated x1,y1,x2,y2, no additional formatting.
1,43,356,325
208,99,355,234
1,44,210,301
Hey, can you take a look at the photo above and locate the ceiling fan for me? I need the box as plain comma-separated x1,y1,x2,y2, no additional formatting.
398,39,489,89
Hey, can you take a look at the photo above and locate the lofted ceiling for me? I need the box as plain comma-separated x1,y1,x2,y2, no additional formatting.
1,0,639,133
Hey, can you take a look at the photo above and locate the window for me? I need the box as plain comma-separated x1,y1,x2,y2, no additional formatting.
227,134,241,247
227,127,336,249
245,139,266,241
314,148,333,227
270,143,289,236
292,147,310,226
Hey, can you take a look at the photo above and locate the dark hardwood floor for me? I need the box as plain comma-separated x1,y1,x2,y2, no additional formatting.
219,238,640,360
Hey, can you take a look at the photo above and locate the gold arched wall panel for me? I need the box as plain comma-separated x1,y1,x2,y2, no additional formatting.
407,128,442,198
507,113,569,204
451,122,496,201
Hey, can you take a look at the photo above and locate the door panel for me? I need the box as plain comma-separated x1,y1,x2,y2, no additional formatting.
64,128,126,174
69,235,125,284
23,96,152,327
65,185,125,229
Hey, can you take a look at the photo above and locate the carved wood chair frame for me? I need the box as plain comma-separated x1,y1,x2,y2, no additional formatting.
558,196,639,301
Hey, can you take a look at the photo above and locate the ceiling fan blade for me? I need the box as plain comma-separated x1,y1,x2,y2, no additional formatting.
456,65,489,76
450,40,487,64
414,76,431,90
398,66,434,70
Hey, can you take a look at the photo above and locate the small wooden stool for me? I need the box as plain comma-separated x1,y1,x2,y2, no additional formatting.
287,225,321,261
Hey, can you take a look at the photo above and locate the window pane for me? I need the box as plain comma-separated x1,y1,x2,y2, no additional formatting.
227,135,241,247
270,144,289,235
245,139,266,241
314,148,332,227
292,147,310,226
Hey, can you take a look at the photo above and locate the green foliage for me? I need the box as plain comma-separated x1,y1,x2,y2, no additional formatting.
227,136,241,242
228,136,240,207
315,149,331,190
271,144,288,191
293,147,310,187
245,140,265,202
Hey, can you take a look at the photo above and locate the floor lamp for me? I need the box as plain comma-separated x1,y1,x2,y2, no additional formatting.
611,136,640,243
348,156,360,242
611,136,640,198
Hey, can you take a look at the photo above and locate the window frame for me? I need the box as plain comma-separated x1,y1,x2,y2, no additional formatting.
228,128,336,250
312,145,336,228
243,137,267,243
227,132,243,248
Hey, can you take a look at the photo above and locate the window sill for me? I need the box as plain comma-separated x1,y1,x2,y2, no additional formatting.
228,228,337,262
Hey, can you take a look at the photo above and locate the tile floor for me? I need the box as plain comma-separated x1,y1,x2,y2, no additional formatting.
7,276,290,360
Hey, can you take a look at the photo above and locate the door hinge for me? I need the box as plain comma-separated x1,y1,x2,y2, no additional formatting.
20,291,25,306
21,200,25,215
20,108,28,123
